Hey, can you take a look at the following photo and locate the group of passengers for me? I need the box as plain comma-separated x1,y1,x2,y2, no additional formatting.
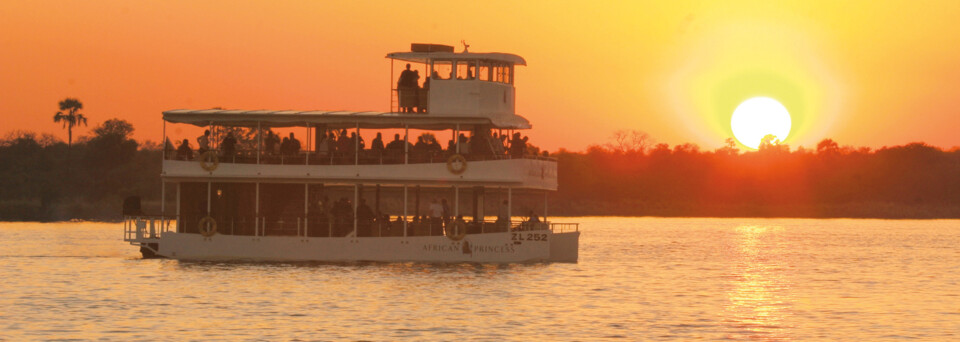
172,130,304,161
263,131,302,157
308,196,539,237
397,63,425,113
168,127,535,163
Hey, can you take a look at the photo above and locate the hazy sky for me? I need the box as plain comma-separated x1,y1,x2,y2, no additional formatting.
2,1,959,151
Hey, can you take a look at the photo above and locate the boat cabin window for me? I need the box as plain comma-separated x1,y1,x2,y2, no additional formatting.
493,63,512,84
431,60,453,80
478,62,491,81
430,59,512,84
455,60,476,80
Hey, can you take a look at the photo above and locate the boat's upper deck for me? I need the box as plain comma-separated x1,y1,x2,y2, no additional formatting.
161,44,554,190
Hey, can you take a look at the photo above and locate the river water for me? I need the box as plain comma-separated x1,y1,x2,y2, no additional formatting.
1,217,958,340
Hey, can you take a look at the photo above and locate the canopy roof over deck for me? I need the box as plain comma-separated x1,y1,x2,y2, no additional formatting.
386,51,526,66
163,109,532,130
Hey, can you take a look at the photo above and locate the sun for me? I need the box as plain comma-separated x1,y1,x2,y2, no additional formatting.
730,97,792,149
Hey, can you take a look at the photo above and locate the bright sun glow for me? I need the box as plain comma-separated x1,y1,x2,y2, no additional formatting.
731,97,792,149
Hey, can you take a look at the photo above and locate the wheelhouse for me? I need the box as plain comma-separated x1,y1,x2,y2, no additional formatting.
387,43,525,117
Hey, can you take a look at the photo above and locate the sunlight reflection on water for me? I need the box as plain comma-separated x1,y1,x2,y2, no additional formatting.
1,218,958,340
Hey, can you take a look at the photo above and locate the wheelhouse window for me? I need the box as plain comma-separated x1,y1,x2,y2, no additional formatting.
432,59,513,84
430,60,452,80
478,62,491,81
492,63,512,84
455,60,477,80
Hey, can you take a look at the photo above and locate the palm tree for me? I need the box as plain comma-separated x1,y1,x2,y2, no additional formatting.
53,98,88,146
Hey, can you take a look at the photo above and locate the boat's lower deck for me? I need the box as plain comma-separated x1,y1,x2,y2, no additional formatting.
149,230,577,263
125,217,579,263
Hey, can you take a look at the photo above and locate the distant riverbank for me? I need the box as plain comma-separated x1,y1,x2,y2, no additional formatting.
3,126,958,222
547,200,960,219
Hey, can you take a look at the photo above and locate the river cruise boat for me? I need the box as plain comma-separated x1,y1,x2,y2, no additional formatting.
123,44,580,262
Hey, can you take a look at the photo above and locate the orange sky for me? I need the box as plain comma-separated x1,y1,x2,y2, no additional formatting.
2,1,959,151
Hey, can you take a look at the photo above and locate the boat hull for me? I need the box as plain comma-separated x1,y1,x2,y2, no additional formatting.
155,230,579,263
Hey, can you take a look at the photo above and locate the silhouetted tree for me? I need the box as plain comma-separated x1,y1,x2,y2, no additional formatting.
53,98,88,146
605,130,652,155
715,138,740,156
817,139,839,155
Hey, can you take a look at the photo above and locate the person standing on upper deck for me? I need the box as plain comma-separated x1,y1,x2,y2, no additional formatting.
177,139,192,160
316,131,330,158
336,129,350,160
398,63,415,88
197,129,210,154
264,131,279,156
509,133,528,158
221,132,237,161
287,133,301,156
397,64,419,113
371,132,385,157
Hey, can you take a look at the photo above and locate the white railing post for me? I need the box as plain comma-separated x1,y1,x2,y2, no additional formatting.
304,183,309,237
353,184,358,237
507,187,512,230
256,121,261,165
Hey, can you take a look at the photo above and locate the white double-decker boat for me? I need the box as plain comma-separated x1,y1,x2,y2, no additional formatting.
124,44,580,263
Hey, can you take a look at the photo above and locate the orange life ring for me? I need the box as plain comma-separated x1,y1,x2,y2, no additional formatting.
198,216,217,237
446,220,467,241
446,154,467,175
199,151,219,171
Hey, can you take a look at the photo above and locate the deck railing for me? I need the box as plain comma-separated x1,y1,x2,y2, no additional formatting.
123,216,175,242
165,215,576,238
548,222,579,233
165,148,555,165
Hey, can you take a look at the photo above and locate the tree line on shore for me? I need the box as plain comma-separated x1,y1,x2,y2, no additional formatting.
1,122,958,221
552,131,960,218
0,119,159,221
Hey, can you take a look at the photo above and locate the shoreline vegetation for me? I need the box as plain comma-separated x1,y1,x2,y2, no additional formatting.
2,123,958,222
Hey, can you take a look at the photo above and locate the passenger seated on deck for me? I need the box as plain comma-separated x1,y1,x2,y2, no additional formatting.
177,139,193,160
523,211,541,230
528,212,540,224
447,215,466,236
